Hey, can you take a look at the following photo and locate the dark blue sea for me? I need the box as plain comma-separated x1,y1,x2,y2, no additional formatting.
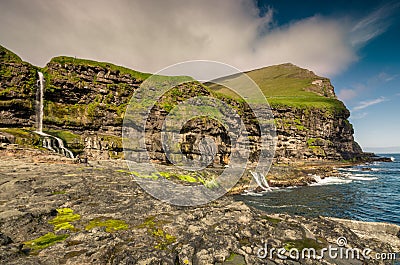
236,154,400,225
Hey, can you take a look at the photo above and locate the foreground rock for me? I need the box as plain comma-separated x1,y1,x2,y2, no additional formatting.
0,148,399,265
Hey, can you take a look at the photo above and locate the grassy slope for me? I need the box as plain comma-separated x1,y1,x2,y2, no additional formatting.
49,56,151,81
208,63,347,113
0,45,23,63
0,45,37,109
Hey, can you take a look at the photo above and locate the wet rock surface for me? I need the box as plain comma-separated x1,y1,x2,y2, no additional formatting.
0,147,399,264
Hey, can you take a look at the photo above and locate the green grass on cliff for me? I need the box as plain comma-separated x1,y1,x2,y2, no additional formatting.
49,56,151,81
208,63,347,114
0,128,41,147
268,96,346,113
0,45,22,63
0,46,37,101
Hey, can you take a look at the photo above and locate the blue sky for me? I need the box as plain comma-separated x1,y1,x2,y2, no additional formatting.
0,0,399,152
334,25,400,152
257,0,400,152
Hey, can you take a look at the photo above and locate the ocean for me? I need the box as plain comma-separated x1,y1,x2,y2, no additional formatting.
236,154,400,225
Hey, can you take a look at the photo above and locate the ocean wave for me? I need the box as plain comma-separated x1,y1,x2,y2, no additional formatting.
263,204,312,210
242,191,265,196
339,172,353,178
348,176,378,181
242,188,280,196
311,177,352,186
352,173,374,177
337,168,361,172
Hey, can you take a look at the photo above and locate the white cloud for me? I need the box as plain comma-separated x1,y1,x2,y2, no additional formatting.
338,88,358,101
353,97,387,111
377,72,397,82
0,0,396,76
337,84,367,101
350,112,368,120
350,3,398,47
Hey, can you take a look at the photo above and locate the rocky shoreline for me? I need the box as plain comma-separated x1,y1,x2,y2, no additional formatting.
0,145,399,264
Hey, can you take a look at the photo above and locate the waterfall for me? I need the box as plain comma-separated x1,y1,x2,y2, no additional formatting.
250,171,271,191
34,71,74,159
37,72,44,133
36,131,75,159
313,175,322,183
42,137,55,152
53,135,74,158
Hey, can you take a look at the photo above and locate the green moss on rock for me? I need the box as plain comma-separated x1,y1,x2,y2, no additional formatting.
283,238,323,251
85,218,129,232
48,208,81,231
23,232,69,253
261,215,282,224
137,216,176,250
0,128,41,148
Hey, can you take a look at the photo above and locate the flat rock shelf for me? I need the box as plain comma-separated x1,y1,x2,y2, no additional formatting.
0,146,399,265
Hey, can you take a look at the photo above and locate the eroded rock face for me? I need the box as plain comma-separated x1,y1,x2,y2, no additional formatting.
0,46,365,162
273,107,363,161
0,47,37,127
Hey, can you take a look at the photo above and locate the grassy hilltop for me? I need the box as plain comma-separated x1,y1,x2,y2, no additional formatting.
209,63,347,113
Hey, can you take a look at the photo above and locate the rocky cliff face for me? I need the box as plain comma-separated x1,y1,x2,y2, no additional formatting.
0,46,37,127
273,107,362,161
43,57,148,130
0,46,364,162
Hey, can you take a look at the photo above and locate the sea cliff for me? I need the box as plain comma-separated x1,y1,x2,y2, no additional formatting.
0,45,365,163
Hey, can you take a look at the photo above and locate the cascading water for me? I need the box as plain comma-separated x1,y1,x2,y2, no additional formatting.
37,72,44,133
313,175,322,183
250,171,271,191
35,71,74,159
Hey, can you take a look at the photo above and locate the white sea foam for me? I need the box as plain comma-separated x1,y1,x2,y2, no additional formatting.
242,188,279,196
242,191,265,196
311,176,352,186
353,173,374,177
348,176,378,181
370,168,382,172
340,172,353,178
265,204,311,210
313,175,322,182
337,168,362,172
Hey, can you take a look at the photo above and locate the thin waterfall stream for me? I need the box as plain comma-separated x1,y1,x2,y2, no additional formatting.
35,72,74,158
250,171,271,191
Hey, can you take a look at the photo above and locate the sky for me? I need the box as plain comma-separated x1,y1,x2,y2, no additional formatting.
0,0,399,152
